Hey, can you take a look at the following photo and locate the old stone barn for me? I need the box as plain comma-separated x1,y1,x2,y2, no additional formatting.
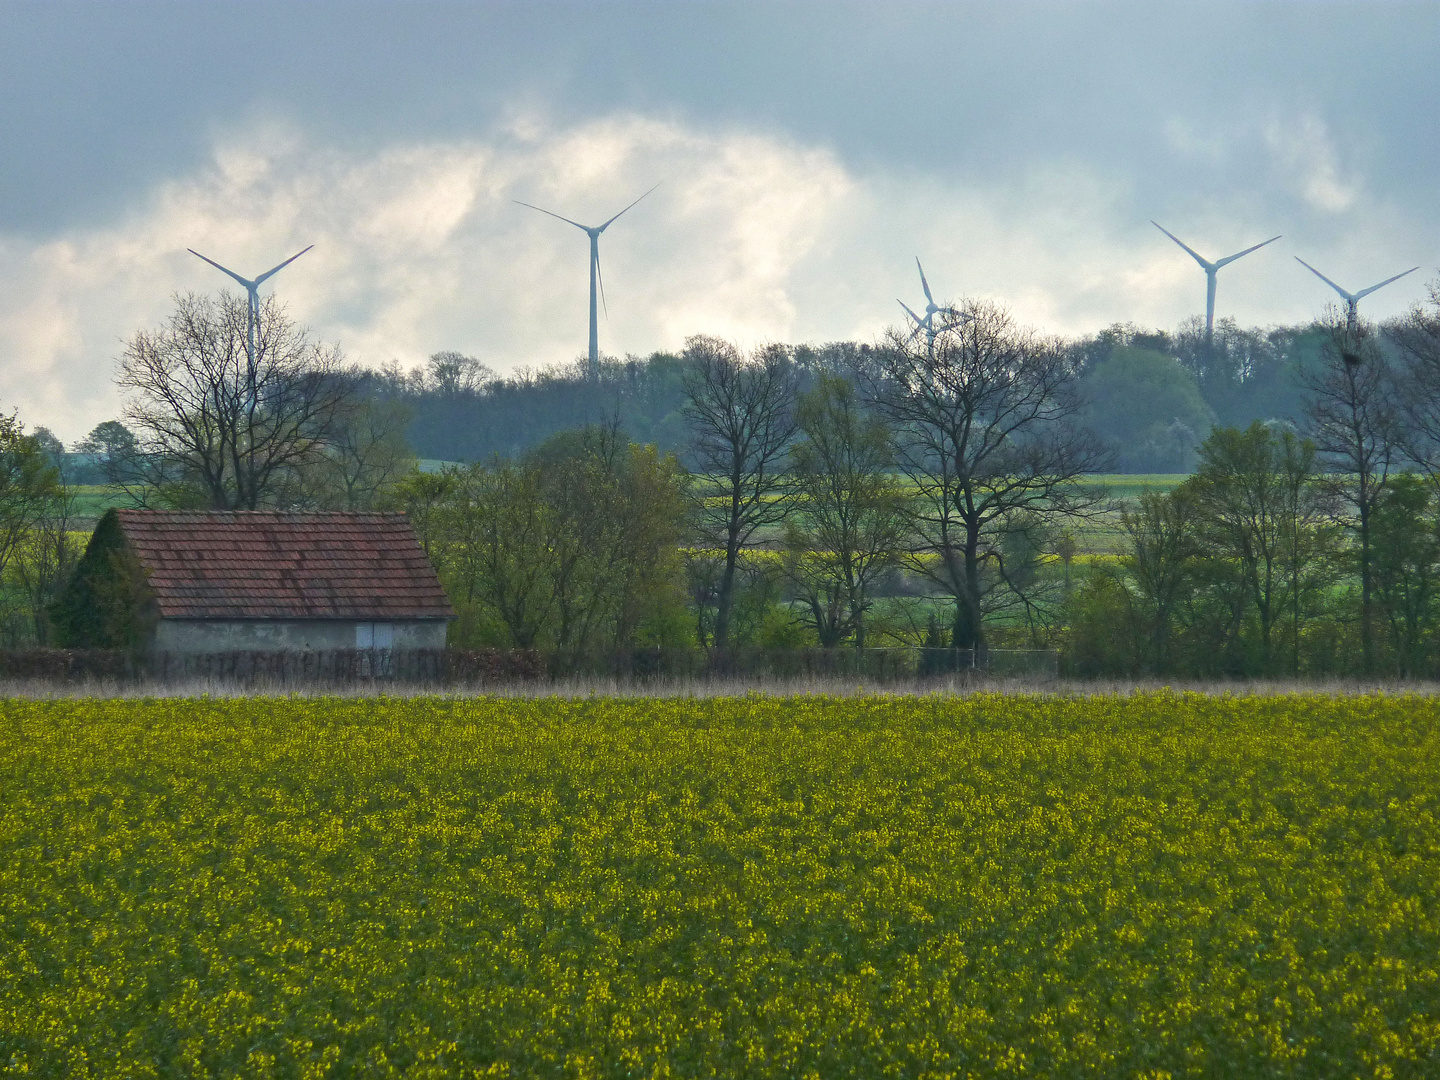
53,510,454,655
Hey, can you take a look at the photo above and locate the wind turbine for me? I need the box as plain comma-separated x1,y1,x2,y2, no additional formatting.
1294,257,1420,332
1152,221,1280,352
188,245,314,400
514,184,658,380
898,258,943,352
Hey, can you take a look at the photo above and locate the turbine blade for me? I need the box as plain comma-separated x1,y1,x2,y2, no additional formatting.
253,245,315,286
916,258,935,306
1294,257,1353,301
898,299,923,327
1213,234,1281,269
1151,221,1213,270
513,200,591,231
1354,266,1421,300
188,249,255,290
597,182,660,232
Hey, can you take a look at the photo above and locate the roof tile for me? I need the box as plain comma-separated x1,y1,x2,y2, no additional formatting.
114,510,455,621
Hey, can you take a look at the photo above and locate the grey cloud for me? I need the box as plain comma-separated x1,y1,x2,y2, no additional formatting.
1,1,1437,438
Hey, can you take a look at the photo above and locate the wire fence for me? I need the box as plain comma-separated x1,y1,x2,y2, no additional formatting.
0,646,1059,687
575,646,1059,681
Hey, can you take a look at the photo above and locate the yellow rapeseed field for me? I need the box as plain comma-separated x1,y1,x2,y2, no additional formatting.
2,693,1438,1078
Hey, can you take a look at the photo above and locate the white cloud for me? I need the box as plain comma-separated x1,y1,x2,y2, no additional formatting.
0,111,1426,442
0,114,857,440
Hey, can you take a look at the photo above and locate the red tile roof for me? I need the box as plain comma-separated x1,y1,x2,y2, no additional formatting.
114,510,455,621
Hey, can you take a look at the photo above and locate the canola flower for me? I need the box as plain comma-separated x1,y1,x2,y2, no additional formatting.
1,692,1438,1078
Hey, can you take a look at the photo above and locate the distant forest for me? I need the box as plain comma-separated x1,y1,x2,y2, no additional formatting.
343,314,1330,473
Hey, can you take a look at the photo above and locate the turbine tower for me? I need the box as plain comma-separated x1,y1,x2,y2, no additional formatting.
515,184,658,380
898,258,943,352
1152,221,1280,352
188,245,314,399
1294,257,1420,332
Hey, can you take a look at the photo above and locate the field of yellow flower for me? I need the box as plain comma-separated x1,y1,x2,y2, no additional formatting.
3,693,1438,1077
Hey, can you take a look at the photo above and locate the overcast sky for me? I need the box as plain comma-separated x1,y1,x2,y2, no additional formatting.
2,0,1437,440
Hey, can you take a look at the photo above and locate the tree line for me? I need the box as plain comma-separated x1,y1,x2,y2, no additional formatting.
127,308,1307,473
1074,287,1440,678
340,313,1323,473
14,279,1440,677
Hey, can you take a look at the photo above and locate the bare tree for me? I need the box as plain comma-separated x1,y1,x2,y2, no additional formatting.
1302,313,1402,674
871,299,1109,653
683,336,797,650
118,292,351,509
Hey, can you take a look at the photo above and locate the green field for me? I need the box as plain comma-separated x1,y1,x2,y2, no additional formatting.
3,693,1437,1077
63,474,1185,556
695,473,1189,557
65,485,130,522
1080,473,1188,498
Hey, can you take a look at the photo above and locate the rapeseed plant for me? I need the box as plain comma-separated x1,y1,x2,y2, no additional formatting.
0,693,1436,1076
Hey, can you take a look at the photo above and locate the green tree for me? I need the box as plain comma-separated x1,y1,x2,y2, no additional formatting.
1184,422,1323,674
1370,473,1440,677
1119,487,1200,673
1063,570,1136,677
1275,427,1337,675
684,551,789,651
436,428,688,656
387,470,457,572
531,427,687,655
49,509,155,650
0,416,70,645
0,415,62,587
1080,346,1216,472
305,395,417,511
784,375,905,648
445,459,556,649
8,481,81,646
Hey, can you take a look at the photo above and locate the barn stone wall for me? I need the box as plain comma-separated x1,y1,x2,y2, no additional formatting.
151,619,449,655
